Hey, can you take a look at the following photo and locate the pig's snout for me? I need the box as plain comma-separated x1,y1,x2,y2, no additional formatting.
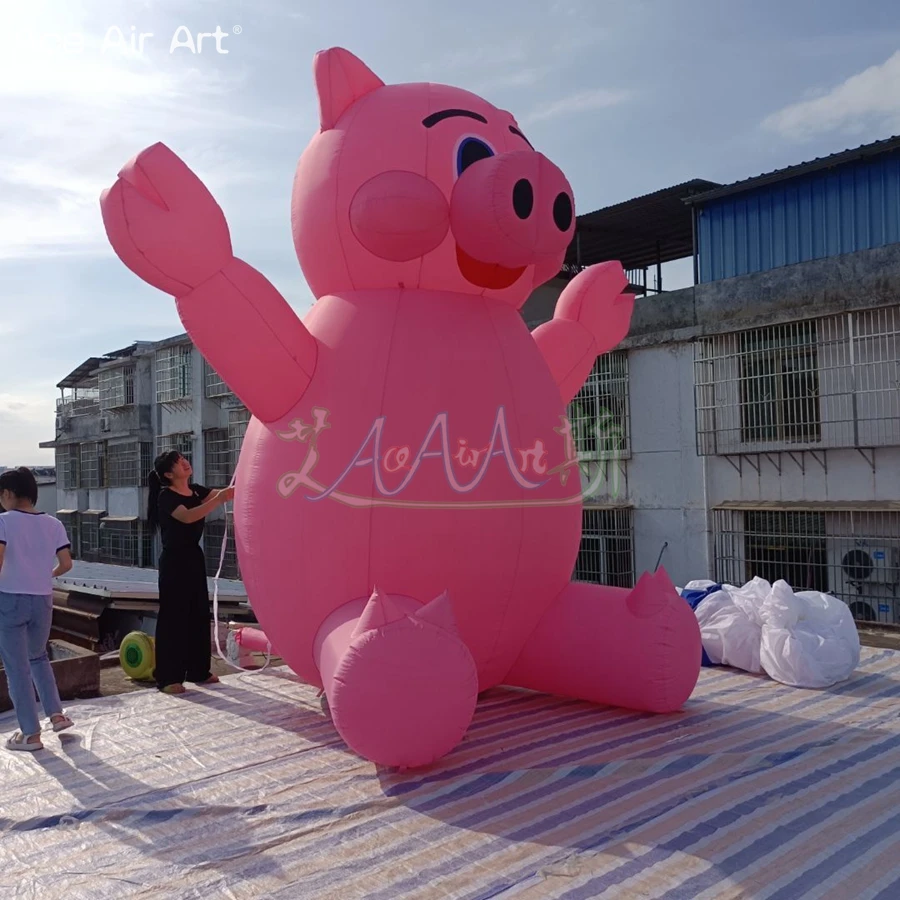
450,150,574,269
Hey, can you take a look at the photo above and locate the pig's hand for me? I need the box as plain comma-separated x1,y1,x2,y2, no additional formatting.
100,142,234,297
554,261,634,356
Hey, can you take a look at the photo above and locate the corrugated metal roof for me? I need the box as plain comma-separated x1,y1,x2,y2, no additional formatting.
686,134,900,205
56,357,105,389
566,178,721,270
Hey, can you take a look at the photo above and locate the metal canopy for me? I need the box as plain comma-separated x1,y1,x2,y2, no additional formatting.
565,178,721,271
56,358,104,389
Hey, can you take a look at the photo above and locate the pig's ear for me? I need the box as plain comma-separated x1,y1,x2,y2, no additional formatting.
313,47,385,131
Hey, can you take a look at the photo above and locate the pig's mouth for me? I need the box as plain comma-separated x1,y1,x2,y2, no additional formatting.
456,244,526,290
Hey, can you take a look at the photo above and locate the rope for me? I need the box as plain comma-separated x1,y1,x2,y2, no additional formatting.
211,472,272,674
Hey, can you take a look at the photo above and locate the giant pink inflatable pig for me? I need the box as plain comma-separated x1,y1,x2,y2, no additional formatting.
101,47,702,768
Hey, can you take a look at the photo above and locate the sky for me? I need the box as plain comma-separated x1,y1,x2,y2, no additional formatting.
2,0,900,465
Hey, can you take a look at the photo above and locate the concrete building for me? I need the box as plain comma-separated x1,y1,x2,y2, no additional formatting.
40,338,247,579
526,135,900,625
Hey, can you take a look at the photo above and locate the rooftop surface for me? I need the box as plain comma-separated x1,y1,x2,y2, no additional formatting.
56,560,247,599
4,647,899,898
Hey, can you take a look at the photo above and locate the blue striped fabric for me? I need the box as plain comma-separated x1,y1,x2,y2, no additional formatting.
2,648,899,899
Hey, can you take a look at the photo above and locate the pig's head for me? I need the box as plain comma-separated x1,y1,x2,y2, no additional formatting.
291,47,575,307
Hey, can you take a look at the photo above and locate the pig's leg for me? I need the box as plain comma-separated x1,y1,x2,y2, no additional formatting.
504,569,702,713
315,589,479,768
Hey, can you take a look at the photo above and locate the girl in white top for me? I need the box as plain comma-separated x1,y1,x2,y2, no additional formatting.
0,467,76,751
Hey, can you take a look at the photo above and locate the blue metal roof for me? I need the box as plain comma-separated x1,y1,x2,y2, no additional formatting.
685,134,900,206
691,136,900,282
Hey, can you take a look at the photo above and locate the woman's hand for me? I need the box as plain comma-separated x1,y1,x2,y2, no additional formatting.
215,487,235,504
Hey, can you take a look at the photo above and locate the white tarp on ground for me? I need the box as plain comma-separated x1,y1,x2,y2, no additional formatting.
685,577,861,688
3,649,900,899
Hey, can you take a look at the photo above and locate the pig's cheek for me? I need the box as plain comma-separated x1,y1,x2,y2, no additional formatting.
349,171,450,262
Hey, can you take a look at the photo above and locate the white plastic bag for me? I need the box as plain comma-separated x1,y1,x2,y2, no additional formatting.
685,577,860,688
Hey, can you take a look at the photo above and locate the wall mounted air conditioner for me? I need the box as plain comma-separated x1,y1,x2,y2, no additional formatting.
99,415,111,433
841,547,900,584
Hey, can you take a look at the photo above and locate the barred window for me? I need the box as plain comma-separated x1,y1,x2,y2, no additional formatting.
713,505,900,626
107,442,142,487
79,511,104,562
156,344,193,403
98,365,135,410
157,433,194,464
567,351,630,459
204,428,232,487
203,357,233,399
204,514,241,580
573,506,634,589
99,517,139,566
56,511,79,559
56,445,80,490
695,307,900,454
79,442,105,489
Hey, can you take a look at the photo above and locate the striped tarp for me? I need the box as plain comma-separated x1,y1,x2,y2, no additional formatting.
2,647,900,899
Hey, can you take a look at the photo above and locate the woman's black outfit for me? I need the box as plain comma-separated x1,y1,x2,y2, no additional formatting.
153,485,214,689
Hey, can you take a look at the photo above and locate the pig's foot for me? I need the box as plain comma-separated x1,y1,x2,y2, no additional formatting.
504,569,702,713
315,588,478,768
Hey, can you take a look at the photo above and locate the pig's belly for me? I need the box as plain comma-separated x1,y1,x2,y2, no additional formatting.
234,397,582,689
232,292,584,688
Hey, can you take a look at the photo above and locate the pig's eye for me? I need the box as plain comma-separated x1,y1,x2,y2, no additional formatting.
456,138,494,176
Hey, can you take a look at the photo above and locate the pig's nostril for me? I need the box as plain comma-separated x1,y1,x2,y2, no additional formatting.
513,179,534,219
553,193,573,232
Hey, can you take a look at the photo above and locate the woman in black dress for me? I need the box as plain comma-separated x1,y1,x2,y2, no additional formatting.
147,451,234,694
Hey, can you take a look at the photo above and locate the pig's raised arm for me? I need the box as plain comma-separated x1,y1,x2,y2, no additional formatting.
531,262,634,405
100,143,317,423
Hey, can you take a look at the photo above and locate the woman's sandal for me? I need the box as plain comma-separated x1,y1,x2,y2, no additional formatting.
160,683,186,695
50,714,74,733
194,674,220,685
6,731,43,752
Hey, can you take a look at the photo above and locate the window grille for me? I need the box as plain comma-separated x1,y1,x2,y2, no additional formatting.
567,351,630,460
573,506,635,588
157,433,194,464
107,442,142,487
79,511,104,562
56,511,79,559
695,307,900,454
140,522,155,569
204,428,232,487
56,445,80,490
712,505,900,626
203,357,233,399
229,403,250,456
99,517,139,566
98,365,135,410
79,442,105,489
204,514,241,580
155,344,193,404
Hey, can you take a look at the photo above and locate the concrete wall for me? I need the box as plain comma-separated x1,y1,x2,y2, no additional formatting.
627,344,710,586
34,481,57,515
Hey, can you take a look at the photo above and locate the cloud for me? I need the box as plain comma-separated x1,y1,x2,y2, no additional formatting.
0,5,281,262
521,87,632,125
762,50,900,140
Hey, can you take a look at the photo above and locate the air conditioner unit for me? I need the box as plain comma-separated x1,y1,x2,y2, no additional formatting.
55,415,63,431
841,547,900,584
99,415,111,433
